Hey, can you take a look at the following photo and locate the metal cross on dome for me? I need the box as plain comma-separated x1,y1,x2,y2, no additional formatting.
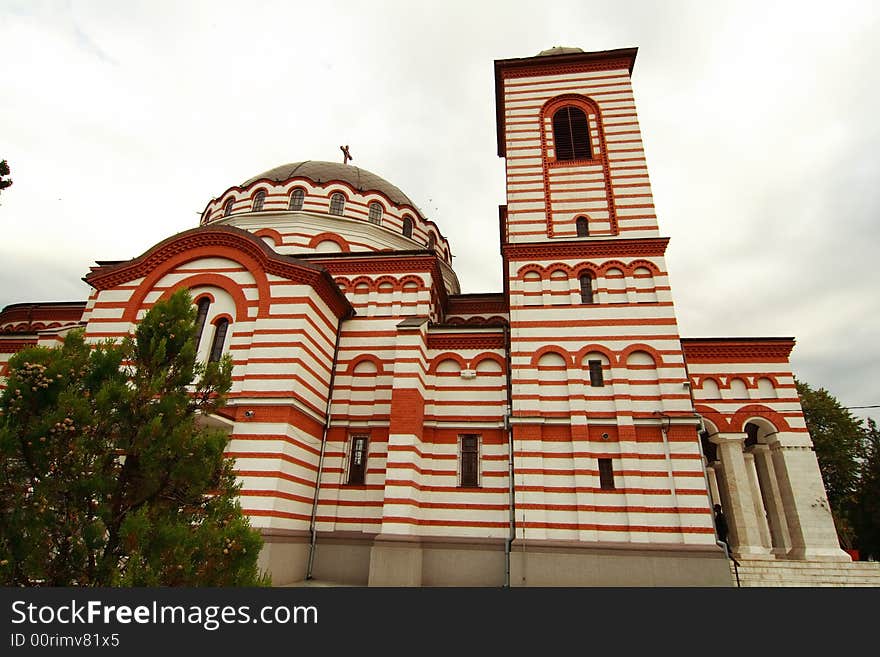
340,145,353,165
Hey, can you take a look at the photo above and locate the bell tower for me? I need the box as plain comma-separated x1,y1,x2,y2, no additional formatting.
495,46,662,242
495,48,715,550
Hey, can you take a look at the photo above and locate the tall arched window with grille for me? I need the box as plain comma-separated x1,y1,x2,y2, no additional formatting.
368,202,383,225
194,297,210,344
576,216,589,237
553,106,591,161
289,188,304,211
402,216,414,239
208,318,230,363
329,192,345,216
252,190,266,212
223,199,234,216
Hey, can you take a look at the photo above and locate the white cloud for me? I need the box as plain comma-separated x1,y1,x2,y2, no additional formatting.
1,0,878,412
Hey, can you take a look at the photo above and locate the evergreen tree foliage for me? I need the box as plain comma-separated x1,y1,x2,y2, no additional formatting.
0,290,268,586
853,418,880,559
0,159,12,195
796,379,865,548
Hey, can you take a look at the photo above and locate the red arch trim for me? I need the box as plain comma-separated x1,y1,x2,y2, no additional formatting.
471,352,507,373
531,347,574,368
619,343,665,367
307,232,351,253
153,274,250,322
575,344,617,366
85,227,352,322
429,352,467,374
629,259,662,276
730,405,791,433
694,405,729,433
121,246,269,322
539,93,617,237
346,354,386,375
254,228,284,246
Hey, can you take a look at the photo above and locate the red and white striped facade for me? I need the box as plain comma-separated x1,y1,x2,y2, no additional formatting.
0,47,847,586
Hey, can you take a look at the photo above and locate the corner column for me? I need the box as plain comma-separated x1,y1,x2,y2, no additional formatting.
710,433,770,558
769,435,850,561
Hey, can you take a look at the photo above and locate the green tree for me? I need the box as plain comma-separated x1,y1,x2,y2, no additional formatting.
0,290,268,586
796,379,864,548
853,418,880,559
0,159,11,195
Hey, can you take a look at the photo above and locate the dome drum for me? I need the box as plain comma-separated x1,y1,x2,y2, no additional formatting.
202,161,451,263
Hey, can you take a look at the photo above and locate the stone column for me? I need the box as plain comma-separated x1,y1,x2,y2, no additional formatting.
752,444,791,556
770,436,850,561
706,464,721,507
710,433,770,557
743,452,772,549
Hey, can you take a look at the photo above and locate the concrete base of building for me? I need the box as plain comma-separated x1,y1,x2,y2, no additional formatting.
257,529,311,585
509,539,732,587
260,530,733,587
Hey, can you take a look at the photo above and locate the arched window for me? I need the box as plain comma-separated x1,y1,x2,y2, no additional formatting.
208,318,229,363
194,297,210,344
579,273,594,304
289,188,304,211
252,190,266,212
576,216,589,237
223,199,234,217
553,106,591,161
402,216,414,239
427,233,436,251
329,192,345,216
368,202,383,225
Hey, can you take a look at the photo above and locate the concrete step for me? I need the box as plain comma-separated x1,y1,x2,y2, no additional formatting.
729,559,880,587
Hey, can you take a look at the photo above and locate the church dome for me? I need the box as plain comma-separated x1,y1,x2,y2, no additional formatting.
243,161,418,209
200,159,454,269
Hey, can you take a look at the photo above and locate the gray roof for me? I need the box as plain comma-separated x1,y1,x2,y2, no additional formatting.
536,46,585,56
242,160,418,209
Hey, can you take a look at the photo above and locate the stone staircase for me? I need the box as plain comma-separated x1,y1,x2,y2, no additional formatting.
730,558,880,587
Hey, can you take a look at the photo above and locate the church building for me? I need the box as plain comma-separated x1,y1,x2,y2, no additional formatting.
0,47,849,586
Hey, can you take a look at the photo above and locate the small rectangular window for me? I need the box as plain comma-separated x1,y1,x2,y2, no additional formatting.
588,360,604,387
460,435,480,488
598,458,615,490
348,435,369,485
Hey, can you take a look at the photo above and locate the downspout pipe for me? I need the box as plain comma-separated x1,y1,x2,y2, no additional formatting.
694,412,740,584
682,362,738,582
306,316,346,580
503,322,515,587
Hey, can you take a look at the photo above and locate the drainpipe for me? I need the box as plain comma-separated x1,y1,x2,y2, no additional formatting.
306,316,345,580
503,322,516,587
655,411,677,497
681,362,738,583
694,412,740,586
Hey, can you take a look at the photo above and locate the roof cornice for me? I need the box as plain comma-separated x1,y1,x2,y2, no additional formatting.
494,47,639,157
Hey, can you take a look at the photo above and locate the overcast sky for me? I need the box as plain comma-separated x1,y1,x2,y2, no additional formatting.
1,0,878,418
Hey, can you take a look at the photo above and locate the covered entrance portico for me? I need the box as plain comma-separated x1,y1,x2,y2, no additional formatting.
701,409,849,562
